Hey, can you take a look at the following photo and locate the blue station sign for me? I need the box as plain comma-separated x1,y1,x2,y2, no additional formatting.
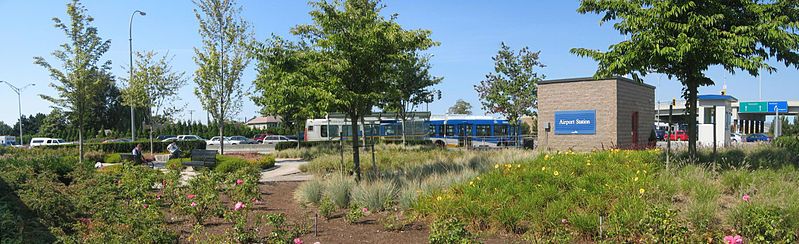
554,110,596,135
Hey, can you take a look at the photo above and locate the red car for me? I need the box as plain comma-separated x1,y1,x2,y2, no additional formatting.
667,130,689,141
253,134,270,143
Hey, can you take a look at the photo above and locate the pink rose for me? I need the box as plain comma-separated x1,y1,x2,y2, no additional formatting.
190,202,197,207
236,179,244,185
187,194,196,199
142,204,149,209
234,202,246,211
293,238,303,244
362,207,368,213
724,235,743,244
742,194,750,202
561,218,569,224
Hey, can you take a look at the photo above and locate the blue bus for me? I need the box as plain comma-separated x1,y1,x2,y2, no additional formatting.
427,115,519,148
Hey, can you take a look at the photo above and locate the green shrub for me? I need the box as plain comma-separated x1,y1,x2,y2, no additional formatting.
42,140,206,153
104,153,122,164
318,198,335,220
97,164,122,175
166,158,188,171
252,154,276,169
429,217,474,244
731,204,796,243
640,207,689,243
176,170,224,225
324,174,355,208
379,212,408,232
214,155,251,173
351,180,396,212
294,179,324,205
345,205,366,224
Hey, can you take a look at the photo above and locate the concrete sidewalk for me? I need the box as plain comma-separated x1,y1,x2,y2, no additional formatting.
259,158,313,182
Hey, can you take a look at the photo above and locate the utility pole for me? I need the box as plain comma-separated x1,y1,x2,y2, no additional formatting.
2,81,35,146
189,109,195,122
667,98,674,170
129,10,146,141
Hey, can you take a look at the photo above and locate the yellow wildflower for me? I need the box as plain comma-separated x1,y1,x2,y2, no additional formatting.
553,171,560,176
495,164,499,169
639,188,645,194
469,181,474,186
545,154,550,160
634,177,639,182
516,164,521,168
436,196,443,201
586,162,592,166
541,166,546,171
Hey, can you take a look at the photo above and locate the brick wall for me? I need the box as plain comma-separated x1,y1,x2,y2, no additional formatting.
615,80,655,148
538,79,618,151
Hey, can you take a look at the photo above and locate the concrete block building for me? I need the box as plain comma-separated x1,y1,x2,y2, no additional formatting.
537,77,655,151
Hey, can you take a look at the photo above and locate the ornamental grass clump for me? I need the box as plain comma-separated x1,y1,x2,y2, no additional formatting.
351,179,397,212
294,179,324,205
323,174,355,208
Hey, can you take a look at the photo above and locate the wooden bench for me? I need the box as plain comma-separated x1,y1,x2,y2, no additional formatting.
183,149,217,168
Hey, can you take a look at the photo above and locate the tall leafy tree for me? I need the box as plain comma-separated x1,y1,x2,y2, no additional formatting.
252,36,330,147
268,0,436,181
381,52,442,144
39,109,69,137
572,0,799,158
122,51,188,151
475,43,544,145
448,99,473,115
34,0,112,163
193,0,252,154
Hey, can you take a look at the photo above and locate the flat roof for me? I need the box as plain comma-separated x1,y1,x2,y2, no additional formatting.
539,76,656,89
698,94,738,102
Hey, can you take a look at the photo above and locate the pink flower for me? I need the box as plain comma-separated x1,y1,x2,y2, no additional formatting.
234,202,246,211
742,194,750,202
293,238,303,244
187,194,196,199
156,194,161,200
561,218,569,224
236,179,244,185
142,204,149,209
251,198,260,203
190,202,197,207
362,207,368,213
724,235,743,244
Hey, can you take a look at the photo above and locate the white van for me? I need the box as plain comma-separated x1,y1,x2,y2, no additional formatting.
29,137,68,147
176,135,204,141
0,136,16,146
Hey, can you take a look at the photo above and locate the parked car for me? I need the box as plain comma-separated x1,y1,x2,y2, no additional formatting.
176,135,204,141
655,129,666,141
29,137,69,147
0,136,17,146
730,133,743,143
161,137,179,142
745,133,770,142
157,135,176,141
206,136,232,145
253,134,270,143
667,130,689,141
262,135,298,145
228,136,257,145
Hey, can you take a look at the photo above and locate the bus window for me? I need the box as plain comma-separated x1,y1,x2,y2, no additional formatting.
342,125,352,137
330,126,339,137
445,125,454,136
458,125,472,136
428,125,436,135
476,125,491,137
321,125,328,137
494,125,508,136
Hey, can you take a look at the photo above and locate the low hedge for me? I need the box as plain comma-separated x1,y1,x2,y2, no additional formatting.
41,140,206,153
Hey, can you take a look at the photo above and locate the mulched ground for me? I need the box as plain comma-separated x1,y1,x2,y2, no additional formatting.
167,181,431,243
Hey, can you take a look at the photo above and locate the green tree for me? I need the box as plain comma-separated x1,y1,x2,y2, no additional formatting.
0,121,13,136
571,0,799,158
475,42,544,145
381,52,442,144
270,0,436,181
39,109,69,138
251,36,329,147
192,0,253,154
448,99,473,115
121,51,188,151
34,0,112,163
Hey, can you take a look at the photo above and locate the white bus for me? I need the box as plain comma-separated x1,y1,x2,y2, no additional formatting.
0,136,16,146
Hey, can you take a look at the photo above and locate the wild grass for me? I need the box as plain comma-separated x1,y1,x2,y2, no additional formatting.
294,179,324,205
351,180,397,212
323,174,355,208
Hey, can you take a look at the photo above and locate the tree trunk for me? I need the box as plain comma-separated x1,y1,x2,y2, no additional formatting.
220,120,225,155
687,80,698,160
149,108,154,154
78,125,84,164
350,114,361,182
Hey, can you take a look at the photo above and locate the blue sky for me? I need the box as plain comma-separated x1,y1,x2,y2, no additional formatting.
1,0,797,126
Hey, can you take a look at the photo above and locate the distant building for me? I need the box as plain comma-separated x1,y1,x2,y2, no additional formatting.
245,116,282,130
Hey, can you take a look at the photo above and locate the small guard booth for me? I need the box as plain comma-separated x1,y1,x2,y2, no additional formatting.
537,77,655,151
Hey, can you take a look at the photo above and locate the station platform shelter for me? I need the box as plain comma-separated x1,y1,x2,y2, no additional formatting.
655,99,799,134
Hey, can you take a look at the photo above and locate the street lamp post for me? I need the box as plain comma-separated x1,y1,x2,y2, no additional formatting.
129,10,146,142
2,81,35,146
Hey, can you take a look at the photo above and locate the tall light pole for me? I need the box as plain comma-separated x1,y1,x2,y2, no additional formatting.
129,10,146,141
2,81,35,145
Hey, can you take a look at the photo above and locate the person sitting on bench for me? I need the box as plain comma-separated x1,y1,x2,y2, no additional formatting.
132,143,150,165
